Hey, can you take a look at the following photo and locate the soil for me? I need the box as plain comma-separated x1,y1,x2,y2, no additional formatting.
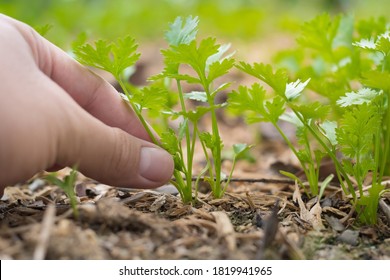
1,128,389,260
1,41,390,260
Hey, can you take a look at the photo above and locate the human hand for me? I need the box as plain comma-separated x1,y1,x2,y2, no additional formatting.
0,14,174,195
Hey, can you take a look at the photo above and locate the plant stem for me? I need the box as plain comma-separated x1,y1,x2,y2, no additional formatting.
117,78,158,144
292,108,356,200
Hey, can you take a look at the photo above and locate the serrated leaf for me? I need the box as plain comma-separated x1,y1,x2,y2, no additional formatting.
228,84,285,124
207,58,235,83
74,36,140,78
199,132,213,149
336,103,381,159
265,96,286,123
297,13,340,56
34,23,53,37
337,88,382,107
376,31,390,53
111,36,140,77
236,62,288,95
292,102,330,121
161,128,179,155
131,86,167,111
285,78,311,101
165,16,199,46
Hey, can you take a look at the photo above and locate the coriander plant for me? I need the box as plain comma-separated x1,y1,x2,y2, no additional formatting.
232,13,389,225
73,16,248,203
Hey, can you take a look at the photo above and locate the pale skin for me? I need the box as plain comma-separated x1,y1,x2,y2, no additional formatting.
0,14,174,196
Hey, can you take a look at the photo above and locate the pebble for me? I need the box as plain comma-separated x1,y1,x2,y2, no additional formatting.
337,229,359,246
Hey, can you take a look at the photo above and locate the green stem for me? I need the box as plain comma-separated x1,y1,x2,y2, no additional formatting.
117,78,158,144
292,108,356,200
175,80,194,194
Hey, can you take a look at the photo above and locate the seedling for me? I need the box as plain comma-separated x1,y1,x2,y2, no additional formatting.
45,168,79,218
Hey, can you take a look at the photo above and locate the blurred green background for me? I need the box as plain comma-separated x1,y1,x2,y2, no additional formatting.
1,0,390,50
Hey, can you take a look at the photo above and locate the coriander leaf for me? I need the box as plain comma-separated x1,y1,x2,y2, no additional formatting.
131,86,167,111
376,31,390,54
228,84,285,124
297,13,340,56
34,23,53,37
199,132,214,149
336,103,381,159
265,96,286,123
207,58,235,83
236,62,288,96
161,129,184,172
361,70,390,91
111,36,140,77
74,39,113,72
332,14,354,49
337,88,382,107
165,16,199,46
74,36,140,78
291,102,330,121
285,78,311,101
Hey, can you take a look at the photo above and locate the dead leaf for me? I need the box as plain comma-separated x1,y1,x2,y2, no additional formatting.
293,183,324,230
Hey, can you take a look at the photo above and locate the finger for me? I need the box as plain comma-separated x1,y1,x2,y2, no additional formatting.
4,14,151,141
0,70,174,189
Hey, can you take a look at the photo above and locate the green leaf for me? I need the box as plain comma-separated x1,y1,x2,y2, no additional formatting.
236,62,288,96
332,14,354,50
318,174,334,200
297,13,339,56
292,102,330,121
228,84,285,124
336,103,381,159
361,71,390,91
265,96,286,123
74,36,140,78
161,128,179,155
131,86,168,111
34,23,53,37
207,58,235,83
199,132,214,149
337,88,382,107
111,36,140,77
233,143,251,157
165,16,199,46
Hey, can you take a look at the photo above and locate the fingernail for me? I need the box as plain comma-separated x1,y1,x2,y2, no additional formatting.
139,147,173,182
